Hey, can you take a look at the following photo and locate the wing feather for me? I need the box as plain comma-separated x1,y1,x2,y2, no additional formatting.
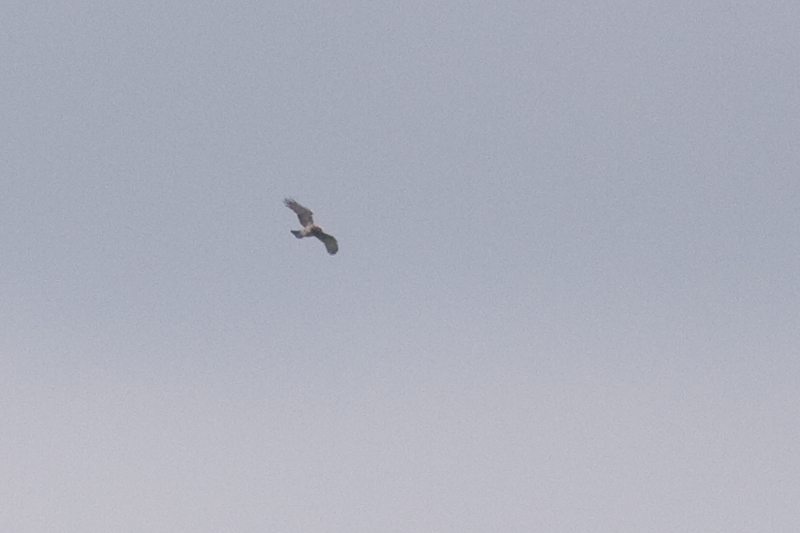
284,198,314,227
316,232,338,255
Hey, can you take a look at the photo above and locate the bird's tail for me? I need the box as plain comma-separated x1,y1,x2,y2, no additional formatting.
290,230,303,238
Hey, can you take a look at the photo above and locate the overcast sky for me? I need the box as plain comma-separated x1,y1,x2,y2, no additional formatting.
2,1,799,531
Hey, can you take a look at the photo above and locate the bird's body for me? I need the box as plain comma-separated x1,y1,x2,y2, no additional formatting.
284,198,338,255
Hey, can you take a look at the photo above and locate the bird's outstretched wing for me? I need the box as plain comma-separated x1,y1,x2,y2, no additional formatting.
284,198,314,227
316,232,338,255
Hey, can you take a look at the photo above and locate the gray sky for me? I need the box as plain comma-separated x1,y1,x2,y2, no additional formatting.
2,1,799,531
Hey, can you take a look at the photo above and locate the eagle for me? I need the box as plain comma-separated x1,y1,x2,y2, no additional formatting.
284,198,338,255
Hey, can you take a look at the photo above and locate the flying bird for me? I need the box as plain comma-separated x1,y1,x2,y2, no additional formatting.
284,198,338,255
